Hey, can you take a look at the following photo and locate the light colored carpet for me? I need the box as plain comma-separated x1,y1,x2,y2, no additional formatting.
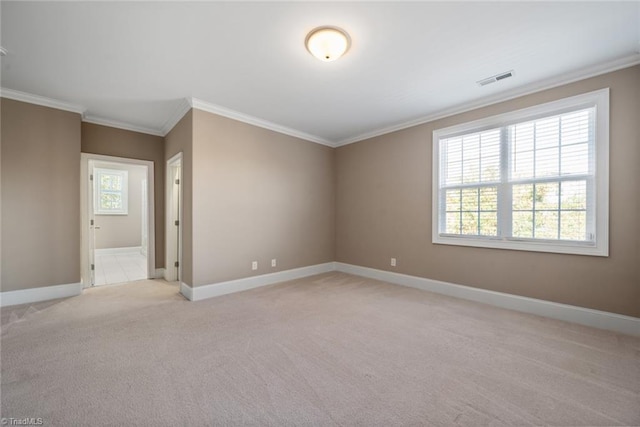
1,272,639,426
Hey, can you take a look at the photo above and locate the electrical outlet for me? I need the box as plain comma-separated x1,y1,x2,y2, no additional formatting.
251,261,258,270
271,259,277,267
390,258,397,267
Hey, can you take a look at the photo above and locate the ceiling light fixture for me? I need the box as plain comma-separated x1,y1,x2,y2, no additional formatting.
305,26,351,62
0,47,7,57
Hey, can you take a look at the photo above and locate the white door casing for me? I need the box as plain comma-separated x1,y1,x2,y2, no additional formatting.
165,153,183,282
80,153,155,287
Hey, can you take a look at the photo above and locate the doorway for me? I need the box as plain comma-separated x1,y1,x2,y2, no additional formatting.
165,153,183,282
81,154,155,287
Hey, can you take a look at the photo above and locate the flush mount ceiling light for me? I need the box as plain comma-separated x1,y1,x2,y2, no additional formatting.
0,47,7,56
305,26,351,62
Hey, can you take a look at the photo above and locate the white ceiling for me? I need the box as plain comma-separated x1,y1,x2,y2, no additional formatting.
1,2,639,146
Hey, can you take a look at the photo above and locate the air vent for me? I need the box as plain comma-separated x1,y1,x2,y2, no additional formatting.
477,70,514,87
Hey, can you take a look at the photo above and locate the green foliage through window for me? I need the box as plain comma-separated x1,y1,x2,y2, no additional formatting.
438,108,594,243
94,168,128,215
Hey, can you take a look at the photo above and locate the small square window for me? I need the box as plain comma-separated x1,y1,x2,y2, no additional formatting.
94,168,128,215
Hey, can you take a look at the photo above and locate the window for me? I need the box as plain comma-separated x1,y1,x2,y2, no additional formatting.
432,89,609,256
95,168,128,215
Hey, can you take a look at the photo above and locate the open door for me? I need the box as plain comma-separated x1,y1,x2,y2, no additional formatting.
80,157,97,287
88,160,97,286
166,153,183,282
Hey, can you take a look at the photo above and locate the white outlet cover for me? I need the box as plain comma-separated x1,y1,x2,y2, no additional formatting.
251,261,258,270
271,259,277,267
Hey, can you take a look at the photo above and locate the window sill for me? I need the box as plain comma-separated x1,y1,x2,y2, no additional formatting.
433,234,608,257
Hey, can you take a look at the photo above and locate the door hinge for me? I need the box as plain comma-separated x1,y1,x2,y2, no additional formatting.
90,219,94,226
91,264,95,271
174,220,179,226
90,174,93,181
174,261,179,268
175,179,180,185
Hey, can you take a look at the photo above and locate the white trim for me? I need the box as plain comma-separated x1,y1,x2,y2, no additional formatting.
0,283,83,307
154,268,166,279
161,98,192,136
179,282,193,301
335,53,640,146
83,115,164,137
95,246,142,255
182,262,336,301
3,55,638,148
180,261,639,335
0,87,85,116
3,265,635,336
165,152,183,282
335,263,640,337
189,98,335,147
431,88,609,257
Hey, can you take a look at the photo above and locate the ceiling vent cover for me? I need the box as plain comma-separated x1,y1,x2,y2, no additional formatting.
477,70,514,87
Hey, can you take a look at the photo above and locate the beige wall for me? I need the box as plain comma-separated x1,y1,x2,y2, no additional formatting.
3,66,638,318
1,98,81,291
191,109,335,286
81,123,165,267
336,65,640,317
165,111,193,285
94,163,146,249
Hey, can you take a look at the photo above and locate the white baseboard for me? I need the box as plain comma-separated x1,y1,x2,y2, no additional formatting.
154,268,165,279
95,246,142,255
182,262,336,302
180,282,193,301
5,263,635,336
335,263,640,337
0,282,83,307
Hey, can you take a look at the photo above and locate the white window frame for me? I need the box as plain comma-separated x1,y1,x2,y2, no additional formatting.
94,167,129,215
432,88,609,257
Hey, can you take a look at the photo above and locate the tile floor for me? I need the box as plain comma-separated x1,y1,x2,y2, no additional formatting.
94,249,148,286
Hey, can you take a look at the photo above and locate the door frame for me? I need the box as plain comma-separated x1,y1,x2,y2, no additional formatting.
165,152,183,282
80,153,156,287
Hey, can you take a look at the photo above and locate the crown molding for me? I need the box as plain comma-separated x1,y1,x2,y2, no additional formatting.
0,87,170,137
189,97,335,147
83,115,164,137
0,87,85,116
4,53,638,148
161,98,192,136
335,53,640,147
